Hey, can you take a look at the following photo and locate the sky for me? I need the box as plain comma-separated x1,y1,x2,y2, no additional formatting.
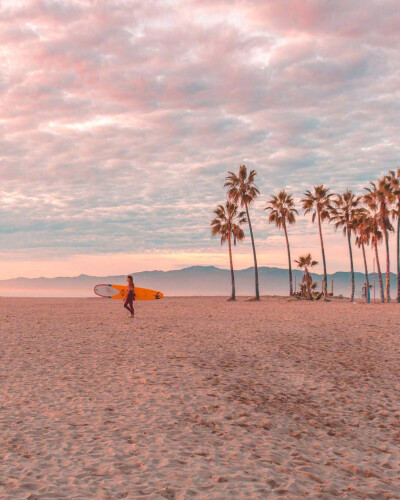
1,0,399,279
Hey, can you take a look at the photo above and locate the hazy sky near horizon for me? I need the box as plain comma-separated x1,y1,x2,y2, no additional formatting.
1,0,399,279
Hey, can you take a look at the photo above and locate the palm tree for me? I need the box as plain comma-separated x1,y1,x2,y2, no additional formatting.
330,190,362,302
265,190,298,295
210,201,246,300
301,186,332,297
365,211,385,302
364,178,394,303
294,253,318,300
386,169,400,303
225,165,260,299
354,213,372,303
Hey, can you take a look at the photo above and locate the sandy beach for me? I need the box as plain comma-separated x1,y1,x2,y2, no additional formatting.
1,296,399,499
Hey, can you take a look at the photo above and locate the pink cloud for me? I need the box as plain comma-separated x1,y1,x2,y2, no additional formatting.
0,0,399,278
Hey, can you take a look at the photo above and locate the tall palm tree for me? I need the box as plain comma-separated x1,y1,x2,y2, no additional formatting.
301,186,332,297
210,201,246,300
364,178,394,303
294,253,318,300
386,169,400,303
354,213,372,303
225,165,261,300
265,190,298,295
330,190,362,302
365,211,385,303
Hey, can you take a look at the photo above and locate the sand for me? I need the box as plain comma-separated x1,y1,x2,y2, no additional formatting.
1,296,399,499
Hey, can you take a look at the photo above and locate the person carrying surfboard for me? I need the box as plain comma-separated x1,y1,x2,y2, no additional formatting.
124,276,135,318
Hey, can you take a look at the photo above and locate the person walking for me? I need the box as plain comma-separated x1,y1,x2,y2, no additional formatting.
124,275,135,318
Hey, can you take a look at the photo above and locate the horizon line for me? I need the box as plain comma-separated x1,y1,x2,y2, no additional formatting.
1,265,396,282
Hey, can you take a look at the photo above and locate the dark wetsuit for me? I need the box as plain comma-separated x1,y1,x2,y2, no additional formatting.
124,286,135,316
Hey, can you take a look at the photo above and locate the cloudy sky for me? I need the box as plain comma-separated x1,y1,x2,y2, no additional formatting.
1,0,399,279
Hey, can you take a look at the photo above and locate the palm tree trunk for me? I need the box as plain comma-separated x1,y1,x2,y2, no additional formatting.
317,211,327,296
361,243,370,303
283,222,293,295
347,226,355,302
397,216,400,303
374,241,385,303
245,203,260,300
384,229,390,303
305,269,312,300
228,234,235,300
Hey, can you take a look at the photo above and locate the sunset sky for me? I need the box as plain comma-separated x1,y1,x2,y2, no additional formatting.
1,0,399,279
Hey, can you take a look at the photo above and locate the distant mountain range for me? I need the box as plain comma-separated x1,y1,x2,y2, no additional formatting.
0,266,396,298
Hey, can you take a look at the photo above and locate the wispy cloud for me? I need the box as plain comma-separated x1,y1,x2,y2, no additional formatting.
0,0,398,278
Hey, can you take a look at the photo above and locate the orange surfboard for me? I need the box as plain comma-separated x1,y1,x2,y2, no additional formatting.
94,284,163,300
